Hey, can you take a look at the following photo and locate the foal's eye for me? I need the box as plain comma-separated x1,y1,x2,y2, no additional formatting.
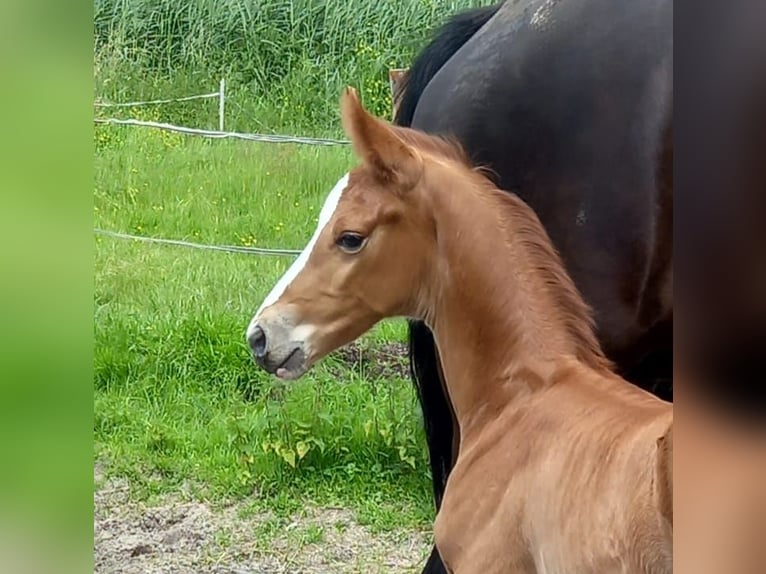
336,232,367,253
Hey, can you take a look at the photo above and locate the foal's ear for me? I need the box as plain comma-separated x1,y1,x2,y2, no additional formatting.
341,87,422,189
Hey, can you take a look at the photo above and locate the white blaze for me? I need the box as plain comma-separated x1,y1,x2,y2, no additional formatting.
246,173,350,338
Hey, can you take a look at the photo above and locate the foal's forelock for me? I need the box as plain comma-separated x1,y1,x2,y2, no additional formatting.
246,173,350,337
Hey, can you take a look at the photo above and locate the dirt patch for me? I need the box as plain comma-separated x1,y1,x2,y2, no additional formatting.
330,341,410,381
94,475,431,573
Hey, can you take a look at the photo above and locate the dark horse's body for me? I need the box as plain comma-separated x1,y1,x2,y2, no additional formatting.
394,1,672,572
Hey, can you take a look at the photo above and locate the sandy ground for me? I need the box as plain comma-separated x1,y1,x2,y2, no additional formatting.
94,470,431,574
94,341,431,572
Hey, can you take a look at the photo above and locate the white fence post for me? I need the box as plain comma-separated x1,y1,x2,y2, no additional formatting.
219,78,226,132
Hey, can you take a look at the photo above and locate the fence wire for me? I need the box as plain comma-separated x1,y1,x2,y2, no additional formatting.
94,92,220,108
95,85,342,258
94,117,351,146
95,228,301,257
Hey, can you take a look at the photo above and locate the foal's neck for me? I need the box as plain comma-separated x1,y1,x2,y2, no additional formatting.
425,174,611,430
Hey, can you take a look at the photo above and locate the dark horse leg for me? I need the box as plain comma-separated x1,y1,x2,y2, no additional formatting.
408,320,453,510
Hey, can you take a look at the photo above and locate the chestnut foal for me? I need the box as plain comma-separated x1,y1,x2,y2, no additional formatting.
247,88,673,574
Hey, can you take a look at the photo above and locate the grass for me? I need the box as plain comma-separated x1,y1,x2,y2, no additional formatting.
94,121,435,530
94,0,492,132
92,0,493,542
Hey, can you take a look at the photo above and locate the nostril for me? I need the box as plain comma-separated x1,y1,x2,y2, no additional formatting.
248,325,267,357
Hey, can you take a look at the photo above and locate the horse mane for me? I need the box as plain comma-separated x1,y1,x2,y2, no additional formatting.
394,127,472,165
492,190,614,373
394,3,502,127
395,125,614,374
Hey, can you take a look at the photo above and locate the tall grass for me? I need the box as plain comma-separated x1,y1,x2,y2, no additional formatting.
94,0,490,131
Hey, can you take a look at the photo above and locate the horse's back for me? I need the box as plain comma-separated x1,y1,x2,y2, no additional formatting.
411,0,673,380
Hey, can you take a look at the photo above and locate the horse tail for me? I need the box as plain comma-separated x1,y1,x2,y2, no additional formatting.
394,2,502,128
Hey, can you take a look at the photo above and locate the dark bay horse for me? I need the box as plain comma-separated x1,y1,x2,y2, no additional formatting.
247,88,673,573
393,2,672,569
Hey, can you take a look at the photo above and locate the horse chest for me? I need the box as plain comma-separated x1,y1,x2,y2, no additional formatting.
434,466,579,574
435,487,633,574
433,441,532,573
431,419,666,574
